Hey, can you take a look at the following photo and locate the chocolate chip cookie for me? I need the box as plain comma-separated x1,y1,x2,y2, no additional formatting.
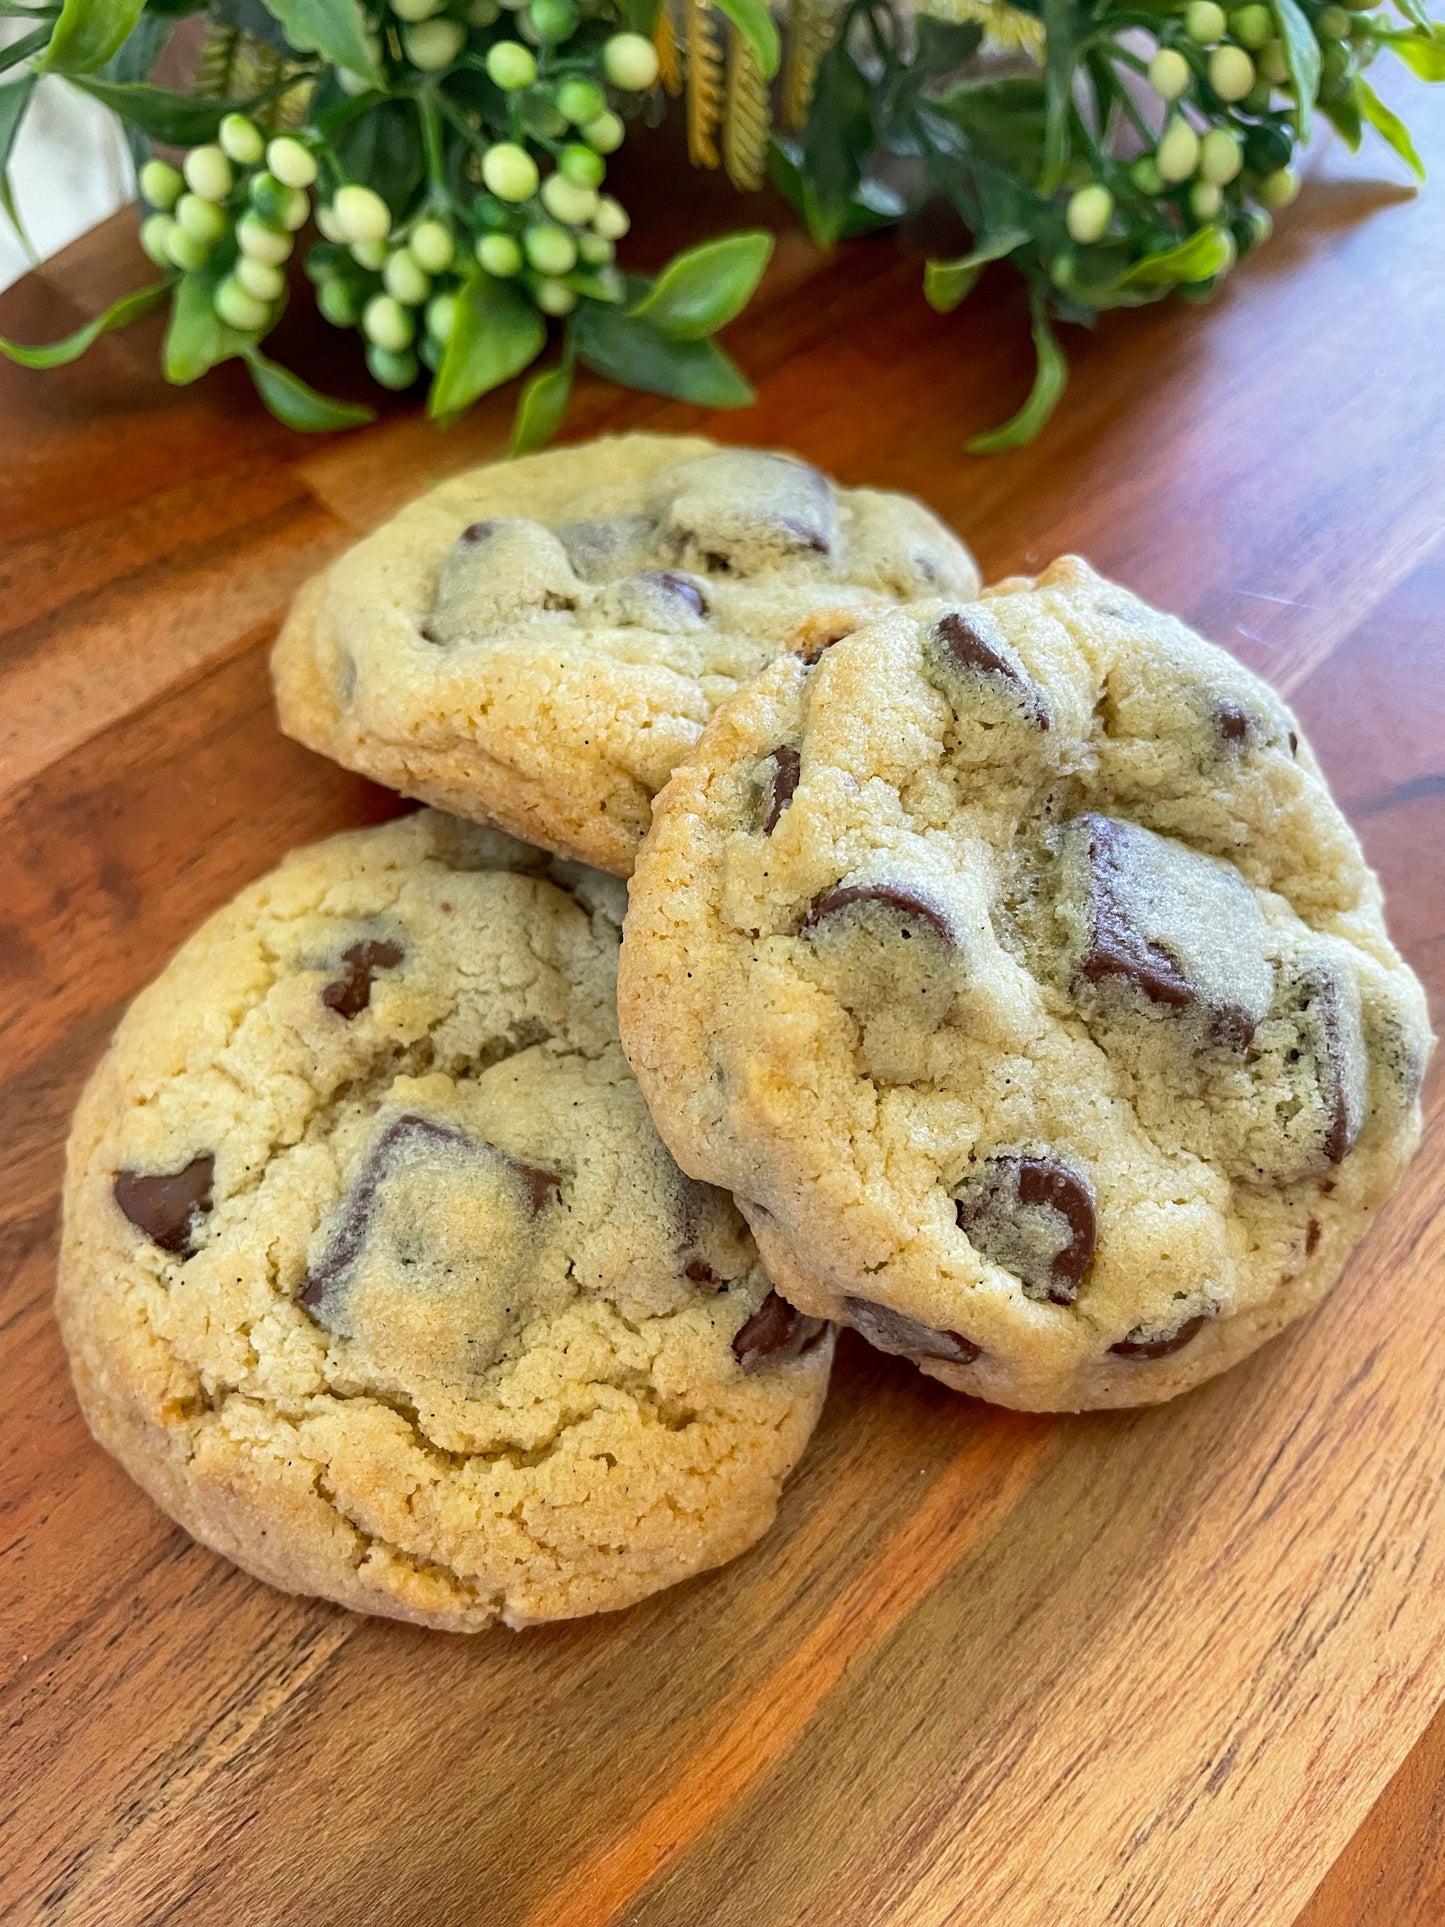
619,558,1431,1410
271,435,978,875
59,812,832,1629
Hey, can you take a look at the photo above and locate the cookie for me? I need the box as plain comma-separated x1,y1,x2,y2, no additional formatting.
619,558,1431,1411
59,812,832,1630
271,434,978,875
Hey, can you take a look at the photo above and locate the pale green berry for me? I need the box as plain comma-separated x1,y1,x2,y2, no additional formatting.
425,290,459,343
582,111,624,154
318,278,360,327
363,292,415,352
236,255,286,301
166,226,212,272
559,143,605,190
391,0,442,17
176,192,230,245
383,247,432,305
139,159,184,210
236,213,294,265
219,114,265,165
1064,183,1114,244
524,223,577,275
555,77,605,124
139,213,176,266
602,30,659,89
482,143,540,202
280,186,310,230
1199,126,1243,184
1229,5,1272,48
367,343,420,389
540,173,597,225
405,18,466,68
250,173,308,232
592,194,629,241
1183,1,1226,42
333,183,392,245
477,231,524,276
467,0,500,21
1317,4,1351,35
183,144,232,203
410,219,455,273
1242,79,1273,111
1156,114,1202,182
1258,38,1290,83
1258,166,1299,208
1208,44,1255,100
1189,180,1223,220
529,0,576,42
1130,156,1164,194
214,276,270,332
535,278,577,315
1148,47,1191,100
316,202,347,243
577,230,614,266
351,238,389,270
487,39,536,87
267,136,317,189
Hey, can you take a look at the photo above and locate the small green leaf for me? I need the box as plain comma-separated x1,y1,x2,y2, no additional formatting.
924,227,1028,313
0,274,168,367
1,24,49,72
1272,0,1322,141
243,348,375,431
0,73,35,244
1321,86,1363,149
41,0,143,72
714,0,779,79
258,0,381,85
428,269,545,426
67,75,266,142
1384,28,1445,78
629,231,772,340
1391,0,1431,30
1117,224,1234,290
509,357,572,456
1355,74,1426,177
572,303,754,407
163,270,253,384
966,297,1068,454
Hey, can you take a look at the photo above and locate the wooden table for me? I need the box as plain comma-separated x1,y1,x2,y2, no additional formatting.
3,70,1442,1927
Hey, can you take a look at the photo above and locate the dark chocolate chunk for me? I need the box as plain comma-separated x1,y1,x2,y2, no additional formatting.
685,1258,721,1286
1311,972,1364,1165
732,1291,828,1372
803,880,956,947
1305,1218,1321,1257
954,1155,1097,1305
114,1154,215,1257
1109,1312,1210,1360
638,569,708,616
667,452,839,566
844,1296,980,1366
925,609,1050,729
1217,700,1250,745
459,519,499,545
322,938,404,1020
760,746,801,834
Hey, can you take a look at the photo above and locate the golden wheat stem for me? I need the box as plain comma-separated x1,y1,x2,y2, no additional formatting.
685,0,724,168
722,26,770,190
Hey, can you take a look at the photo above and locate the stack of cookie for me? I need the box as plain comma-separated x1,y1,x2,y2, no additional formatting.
59,436,1432,1634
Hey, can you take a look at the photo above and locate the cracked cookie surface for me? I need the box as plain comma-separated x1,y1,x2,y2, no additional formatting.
59,811,832,1630
619,558,1432,1411
271,434,979,875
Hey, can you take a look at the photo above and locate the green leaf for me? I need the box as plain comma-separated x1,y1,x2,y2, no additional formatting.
791,37,875,245
572,302,754,407
509,357,572,456
332,96,426,220
629,231,772,340
1391,0,1432,30
41,0,142,72
1272,0,1321,141
0,72,35,244
1355,74,1426,177
1038,0,1079,191
769,139,903,242
163,269,253,384
929,77,1048,185
428,269,544,426
967,297,1068,453
256,0,380,85
0,274,167,367
1321,85,1363,149
1382,28,1445,77
1117,223,1235,290
713,0,779,79
67,75,264,141
616,0,659,30
1,24,49,72
924,226,1028,313
243,350,375,431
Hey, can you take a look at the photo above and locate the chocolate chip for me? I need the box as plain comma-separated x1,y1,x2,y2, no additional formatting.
1217,700,1250,745
667,452,839,567
460,519,499,545
844,1296,980,1365
684,1258,720,1286
1305,1218,1321,1256
803,881,956,947
732,1291,828,1372
1109,1312,1210,1360
322,938,404,1020
638,569,708,616
1288,730,1299,755
925,608,1050,729
114,1154,215,1257
760,746,801,834
1313,976,1363,1165
954,1155,1096,1304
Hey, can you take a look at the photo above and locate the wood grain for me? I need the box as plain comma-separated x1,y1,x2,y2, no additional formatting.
2,70,1443,1927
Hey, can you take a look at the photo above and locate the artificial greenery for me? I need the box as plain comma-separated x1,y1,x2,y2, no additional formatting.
0,0,1440,445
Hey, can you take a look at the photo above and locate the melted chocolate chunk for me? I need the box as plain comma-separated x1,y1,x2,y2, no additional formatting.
459,519,499,545
667,452,839,566
299,1114,557,1318
322,938,404,1020
844,1296,980,1366
1217,700,1250,745
114,1154,215,1257
1305,1218,1322,1256
803,881,956,947
684,1258,721,1286
928,610,1050,729
1311,971,1364,1165
638,569,708,616
1109,1312,1210,1360
954,1155,1096,1304
760,745,801,834
732,1291,828,1372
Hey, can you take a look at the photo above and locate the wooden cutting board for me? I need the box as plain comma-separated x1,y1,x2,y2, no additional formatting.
2,73,1443,1927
